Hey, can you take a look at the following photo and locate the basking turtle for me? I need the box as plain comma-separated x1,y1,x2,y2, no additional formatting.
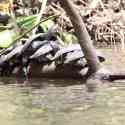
62,50,104,69
64,49,105,64
52,44,81,60
20,26,57,55
0,45,24,76
64,50,87,68
52,44,105,66
20,33,48,55
51,44,81,65
0,45,24,65
21,40,49,57
29,41,60,63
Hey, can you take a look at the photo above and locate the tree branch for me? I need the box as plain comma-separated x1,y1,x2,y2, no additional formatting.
60,0,100,78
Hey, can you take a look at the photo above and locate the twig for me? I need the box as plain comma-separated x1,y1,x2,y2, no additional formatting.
33,0,48,34
9,0,20,32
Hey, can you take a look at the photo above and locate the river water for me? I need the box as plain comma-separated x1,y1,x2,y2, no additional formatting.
0,77,125,125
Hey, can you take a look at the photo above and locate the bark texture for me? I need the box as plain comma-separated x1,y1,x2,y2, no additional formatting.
59,0,100,78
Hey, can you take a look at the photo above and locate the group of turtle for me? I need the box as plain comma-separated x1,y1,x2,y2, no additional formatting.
0,27,105,78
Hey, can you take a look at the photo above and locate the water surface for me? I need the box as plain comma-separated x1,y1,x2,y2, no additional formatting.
0,77,125,125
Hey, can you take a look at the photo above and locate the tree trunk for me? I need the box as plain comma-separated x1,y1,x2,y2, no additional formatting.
59,0,100,78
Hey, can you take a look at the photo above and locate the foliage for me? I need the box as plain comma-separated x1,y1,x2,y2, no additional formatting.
0,15,56,48
1,0,125,49
60,32,78,44
0,29,19,48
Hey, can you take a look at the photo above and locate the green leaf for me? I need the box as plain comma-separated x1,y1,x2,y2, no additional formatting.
0,25,11,32
0,15,56,48
60,32,78,44
21,19,36,29
17,15,55,32
17,15,37,27
40,20,55,32
0,30,19,48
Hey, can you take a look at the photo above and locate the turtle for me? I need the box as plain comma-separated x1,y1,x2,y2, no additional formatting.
52,44,105,66
0,45,24,76
64,49,105,64
29,40,60,63
20,26,58,55
52,44,81,60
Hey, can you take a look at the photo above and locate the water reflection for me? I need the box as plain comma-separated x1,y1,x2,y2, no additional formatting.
0,78,124,125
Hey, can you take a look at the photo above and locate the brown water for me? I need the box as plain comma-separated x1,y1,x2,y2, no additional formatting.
0,77,125,125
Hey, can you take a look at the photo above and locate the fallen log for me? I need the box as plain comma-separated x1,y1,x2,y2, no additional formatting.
103,74,125,81
1,59,125,82
26,62,84,79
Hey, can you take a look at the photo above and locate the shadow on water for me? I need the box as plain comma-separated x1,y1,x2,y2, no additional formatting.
0,77,86,88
